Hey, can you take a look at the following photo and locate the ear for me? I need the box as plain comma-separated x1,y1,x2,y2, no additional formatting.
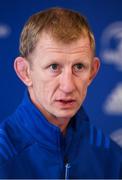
88,57,100,85
14,57,32,87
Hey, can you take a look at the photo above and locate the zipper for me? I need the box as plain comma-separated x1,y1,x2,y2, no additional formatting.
65,163,71,180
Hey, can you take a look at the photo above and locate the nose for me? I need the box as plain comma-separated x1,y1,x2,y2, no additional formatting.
59,69,75,93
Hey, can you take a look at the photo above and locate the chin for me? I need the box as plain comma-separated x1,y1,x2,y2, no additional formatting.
56,111,76,119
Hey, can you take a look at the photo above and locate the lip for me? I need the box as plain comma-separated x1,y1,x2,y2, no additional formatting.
55,99,76,108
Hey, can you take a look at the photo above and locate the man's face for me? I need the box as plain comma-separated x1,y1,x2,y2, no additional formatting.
28,33,99,121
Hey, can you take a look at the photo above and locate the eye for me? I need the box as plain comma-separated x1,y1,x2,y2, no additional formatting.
50,64,59,70
73,63,84,72
49,63,61,74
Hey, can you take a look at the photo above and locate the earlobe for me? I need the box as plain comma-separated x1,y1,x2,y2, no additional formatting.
88,57,100,85
14,57,32,86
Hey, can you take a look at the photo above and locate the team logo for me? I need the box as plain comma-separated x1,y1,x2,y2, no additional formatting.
100,21,122,71
100,22,122,115
103,83,122,115
110,128,122,147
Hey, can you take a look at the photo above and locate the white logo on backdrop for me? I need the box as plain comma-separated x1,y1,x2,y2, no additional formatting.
100,21,122,71
110,128,122,147
103,83,122,115
100,22,122,115
0,24,11,38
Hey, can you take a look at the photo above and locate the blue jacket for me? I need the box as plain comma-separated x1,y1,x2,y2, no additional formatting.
0,91,122,179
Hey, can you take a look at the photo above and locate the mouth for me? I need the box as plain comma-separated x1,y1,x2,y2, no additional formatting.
58,99,75,103
55,99,76,107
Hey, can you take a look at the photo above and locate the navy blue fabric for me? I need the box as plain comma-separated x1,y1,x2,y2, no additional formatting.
0,91,121,178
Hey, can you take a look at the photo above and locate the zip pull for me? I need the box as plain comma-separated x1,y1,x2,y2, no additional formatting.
65,163,71,180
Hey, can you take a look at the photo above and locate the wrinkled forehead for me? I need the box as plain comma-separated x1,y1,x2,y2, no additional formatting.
27,33,94,68
34,32,92,55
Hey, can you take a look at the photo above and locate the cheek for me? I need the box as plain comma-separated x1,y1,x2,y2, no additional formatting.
77,75,90,89
32,72,50,90
82,80,89,95
77,78,89,98
81,72,92,86
31,75,46,98
37,79,57,100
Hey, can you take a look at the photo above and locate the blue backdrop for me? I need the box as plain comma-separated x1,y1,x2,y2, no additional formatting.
0,0,122,145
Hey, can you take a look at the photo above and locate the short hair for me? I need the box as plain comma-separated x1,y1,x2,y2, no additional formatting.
19,7,95,58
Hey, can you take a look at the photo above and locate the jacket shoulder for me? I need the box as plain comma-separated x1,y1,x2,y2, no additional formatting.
0,116,35,166
0,125,17,166
89,124,122,156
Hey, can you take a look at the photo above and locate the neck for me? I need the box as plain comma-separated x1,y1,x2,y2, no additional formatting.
28,88,71,135
47,117,70,135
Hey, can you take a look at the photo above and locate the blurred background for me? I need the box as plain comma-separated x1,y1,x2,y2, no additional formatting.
0,0,122,145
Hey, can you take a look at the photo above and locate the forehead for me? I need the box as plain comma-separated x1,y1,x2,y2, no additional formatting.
34,32,92,54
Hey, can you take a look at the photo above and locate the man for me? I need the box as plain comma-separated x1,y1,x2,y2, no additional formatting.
0,7,121,178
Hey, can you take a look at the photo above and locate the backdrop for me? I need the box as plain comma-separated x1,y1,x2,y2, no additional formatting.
0,0,122,145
